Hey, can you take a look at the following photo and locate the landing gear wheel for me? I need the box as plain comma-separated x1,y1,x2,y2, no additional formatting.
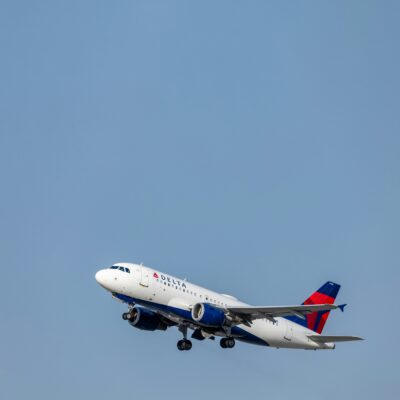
177,339,192,351
220,338,235,349
122,312,129,320
184,340,192,350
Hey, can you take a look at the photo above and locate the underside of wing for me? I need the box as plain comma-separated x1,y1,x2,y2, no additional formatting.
226,304,338,323
308,335,364,343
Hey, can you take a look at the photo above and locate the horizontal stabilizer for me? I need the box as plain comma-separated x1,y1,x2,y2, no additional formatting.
308,335,364,343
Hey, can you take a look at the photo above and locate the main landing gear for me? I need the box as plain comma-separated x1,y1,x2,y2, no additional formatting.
177,339,192,351
220,337,235,349
177,325,192,351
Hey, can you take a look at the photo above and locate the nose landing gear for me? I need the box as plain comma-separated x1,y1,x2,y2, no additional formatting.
220,337,235,349
122,304,136,321
122,308,136,321
122,312,130,320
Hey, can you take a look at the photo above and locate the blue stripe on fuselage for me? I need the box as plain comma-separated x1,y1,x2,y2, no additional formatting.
231,326,269,346
113,292,269,347
284,315,308,328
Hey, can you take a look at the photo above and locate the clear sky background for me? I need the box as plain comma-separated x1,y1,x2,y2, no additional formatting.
1,1,399,399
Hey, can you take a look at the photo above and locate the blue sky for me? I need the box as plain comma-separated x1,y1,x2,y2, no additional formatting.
1,1,399,399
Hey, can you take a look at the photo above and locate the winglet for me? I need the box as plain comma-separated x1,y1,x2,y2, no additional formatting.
338,304,347,312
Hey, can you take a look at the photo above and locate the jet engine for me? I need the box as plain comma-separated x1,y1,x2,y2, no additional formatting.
128,307,168,331
191,303,226,327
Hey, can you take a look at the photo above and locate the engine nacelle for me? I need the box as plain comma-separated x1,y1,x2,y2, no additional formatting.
128,307,168,331
191,303,226,327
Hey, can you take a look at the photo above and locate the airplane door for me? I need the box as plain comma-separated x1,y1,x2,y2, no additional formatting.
140,267,149,287
284,321,293,341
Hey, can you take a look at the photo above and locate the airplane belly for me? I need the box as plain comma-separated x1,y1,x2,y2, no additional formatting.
237,319,317,349
233,319,284,347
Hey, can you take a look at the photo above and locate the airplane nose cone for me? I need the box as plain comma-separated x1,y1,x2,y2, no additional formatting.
95,269,108,287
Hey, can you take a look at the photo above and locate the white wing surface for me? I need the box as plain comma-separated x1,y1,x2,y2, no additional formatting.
226,304,338,323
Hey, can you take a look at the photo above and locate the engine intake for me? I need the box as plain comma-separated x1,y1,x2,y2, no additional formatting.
128,307,168,331
191,303,226,327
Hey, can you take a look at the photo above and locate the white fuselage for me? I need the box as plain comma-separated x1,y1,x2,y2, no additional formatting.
95,263,334,350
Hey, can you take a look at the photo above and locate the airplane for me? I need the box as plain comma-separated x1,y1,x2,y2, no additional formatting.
95,262,363,351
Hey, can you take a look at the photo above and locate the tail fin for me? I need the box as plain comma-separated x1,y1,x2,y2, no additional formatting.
287,281,341,334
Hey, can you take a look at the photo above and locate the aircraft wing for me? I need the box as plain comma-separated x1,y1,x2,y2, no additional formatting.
308,335,364,343
226,304,338,324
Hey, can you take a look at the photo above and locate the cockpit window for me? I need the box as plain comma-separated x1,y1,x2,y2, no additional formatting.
109,266,131,273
